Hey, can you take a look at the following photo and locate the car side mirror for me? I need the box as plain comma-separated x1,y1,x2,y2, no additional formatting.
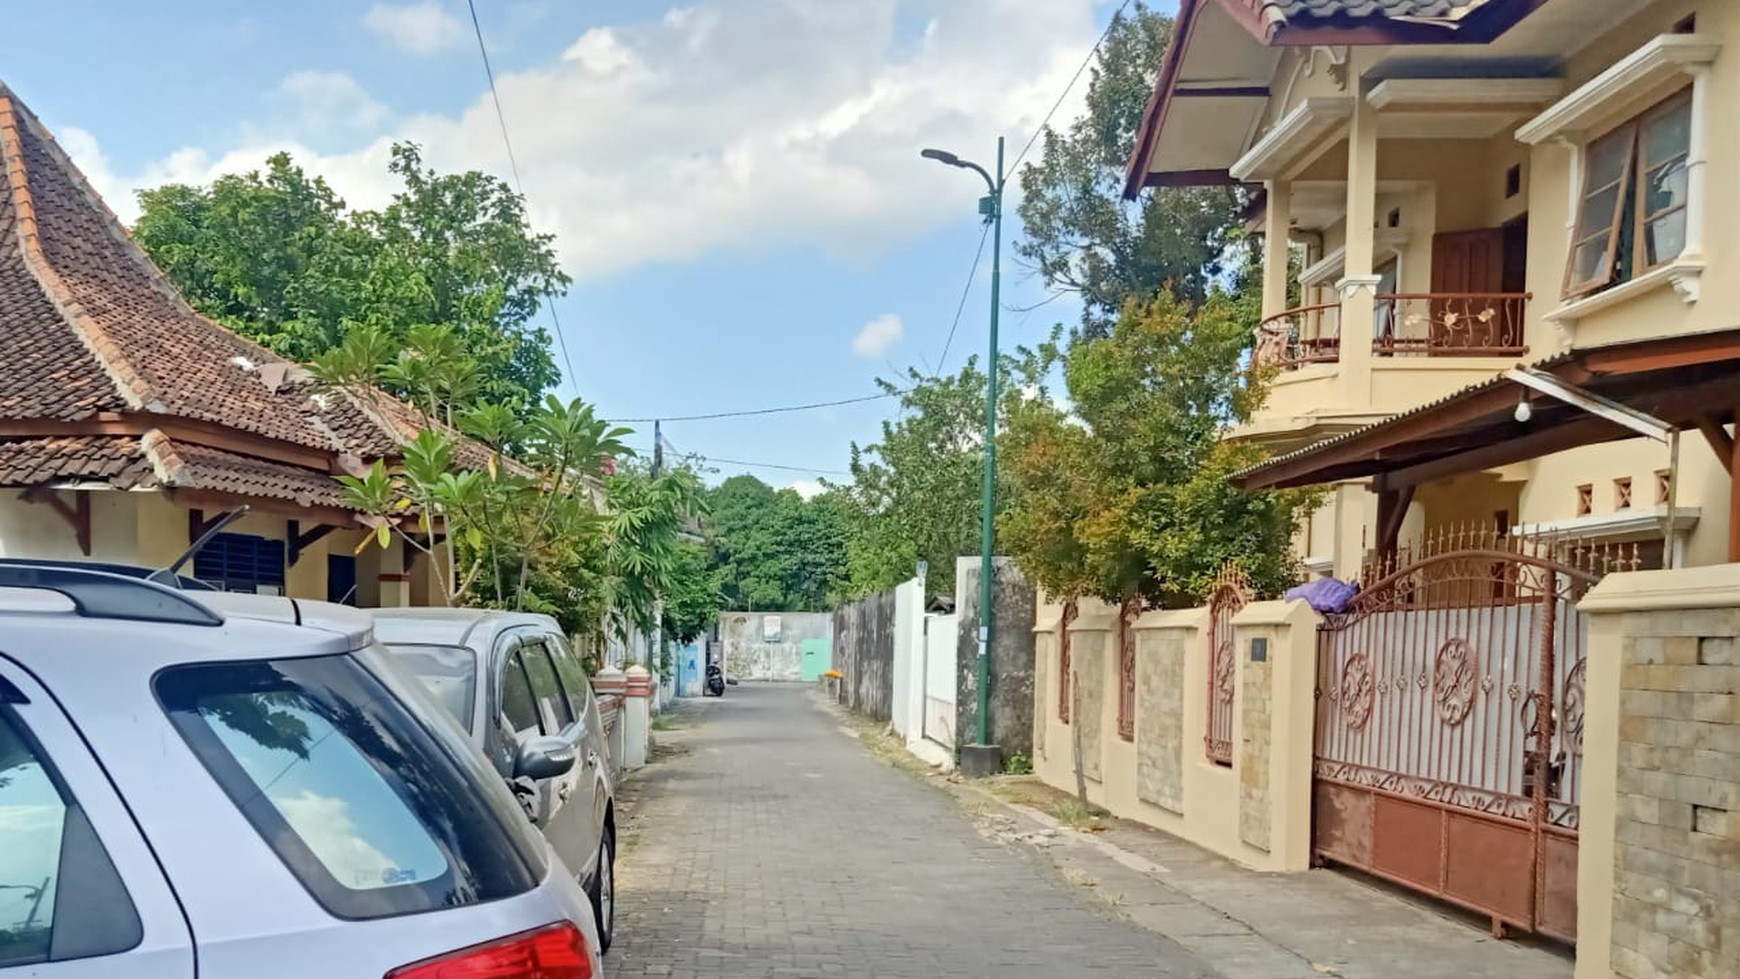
513,736,576,780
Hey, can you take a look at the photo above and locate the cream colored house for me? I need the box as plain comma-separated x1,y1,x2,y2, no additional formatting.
1030,5,1740,975
1127,0,1739,576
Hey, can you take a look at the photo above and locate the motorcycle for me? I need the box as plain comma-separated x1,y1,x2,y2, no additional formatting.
705,662,726,697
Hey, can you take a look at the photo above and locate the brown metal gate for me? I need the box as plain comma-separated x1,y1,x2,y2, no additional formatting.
1312,531,1624,943
1205,567,1249,766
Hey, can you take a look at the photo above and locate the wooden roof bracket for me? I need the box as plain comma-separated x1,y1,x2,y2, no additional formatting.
19,487,90,556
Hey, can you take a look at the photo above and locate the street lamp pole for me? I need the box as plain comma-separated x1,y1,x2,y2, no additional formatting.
923,137,1005,757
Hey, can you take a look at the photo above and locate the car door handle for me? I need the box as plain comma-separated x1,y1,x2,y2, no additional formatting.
586,749,601,769
558,782,573,802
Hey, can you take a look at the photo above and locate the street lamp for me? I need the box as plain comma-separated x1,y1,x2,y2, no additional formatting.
923,137,1004,773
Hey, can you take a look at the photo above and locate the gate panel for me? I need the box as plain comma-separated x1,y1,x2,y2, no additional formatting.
1204,567,1249,765
1312,532,1625,944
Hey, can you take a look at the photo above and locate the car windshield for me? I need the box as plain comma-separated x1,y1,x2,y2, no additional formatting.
380,643,477,730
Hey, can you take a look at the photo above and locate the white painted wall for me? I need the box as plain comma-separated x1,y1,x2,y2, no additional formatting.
0,490,139,563
920,612,959,752
890,578,926,739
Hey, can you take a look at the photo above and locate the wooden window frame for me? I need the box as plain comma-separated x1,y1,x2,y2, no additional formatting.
1614,477,1634,510
1563,89,1693,299
1576,484,1594,517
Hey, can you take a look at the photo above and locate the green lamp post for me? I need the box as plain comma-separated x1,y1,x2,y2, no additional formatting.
922,137,1004,769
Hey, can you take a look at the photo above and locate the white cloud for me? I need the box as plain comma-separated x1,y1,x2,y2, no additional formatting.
62,0,1104,278
275,71,390,137
851,313,903,358
364,1,468,55
788,479,825,500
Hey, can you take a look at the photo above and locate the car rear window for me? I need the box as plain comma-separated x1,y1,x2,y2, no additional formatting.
381,643,477,730
156,654,544,920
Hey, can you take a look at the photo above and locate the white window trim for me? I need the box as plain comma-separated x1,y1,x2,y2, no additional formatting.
1513,504,1699,568
1232,97,1354,182
1517,34,1719,334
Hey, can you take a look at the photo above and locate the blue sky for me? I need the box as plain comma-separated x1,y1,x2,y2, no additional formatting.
3,0,1139,491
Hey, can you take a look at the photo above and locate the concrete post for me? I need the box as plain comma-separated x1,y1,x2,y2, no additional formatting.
593,666,627,771
1337,93,1380,408
1261,179,1292,321
621,665,653,770
375,536,411,608
1229,600,1321,871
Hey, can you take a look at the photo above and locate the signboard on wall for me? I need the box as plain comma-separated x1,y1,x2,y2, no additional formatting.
762,615,782,642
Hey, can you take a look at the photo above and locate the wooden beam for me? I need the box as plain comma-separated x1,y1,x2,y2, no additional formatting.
1579,329,1740,376
1380,415,1633,490
173,490,358,532
1695,414,1735,474
1375,484,1415,557
19,488,91,556
0,415,336,472
1142,169,1245,189
287,519,337,566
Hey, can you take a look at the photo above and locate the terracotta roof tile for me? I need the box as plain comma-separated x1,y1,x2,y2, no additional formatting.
1255,0,1487,25
141,431,352,511
0,436,151,487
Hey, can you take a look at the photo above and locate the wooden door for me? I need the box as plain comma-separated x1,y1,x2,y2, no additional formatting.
1430,228,1505,352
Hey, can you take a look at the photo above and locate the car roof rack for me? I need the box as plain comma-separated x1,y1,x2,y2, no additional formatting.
0,563,223,627
0,558,214,591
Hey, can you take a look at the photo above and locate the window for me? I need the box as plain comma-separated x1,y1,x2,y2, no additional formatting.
0,709,142,967
519,641,574,733
193,532,286,594
545,635,593,721
1615,477,1634,510
1564,91,1692,298
382,643,477,729
1576,484,1594,516
1656,469,1672,504
157,655,544,920
1505,164,1522,199
499,651,541,738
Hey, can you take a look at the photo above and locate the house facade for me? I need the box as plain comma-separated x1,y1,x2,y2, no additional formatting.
1127,0,1736,575
0,81,462,604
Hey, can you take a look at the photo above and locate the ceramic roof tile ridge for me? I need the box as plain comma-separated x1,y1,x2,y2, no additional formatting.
0,88,155,413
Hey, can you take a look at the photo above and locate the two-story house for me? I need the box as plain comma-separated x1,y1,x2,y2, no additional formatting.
1126,0,1740,577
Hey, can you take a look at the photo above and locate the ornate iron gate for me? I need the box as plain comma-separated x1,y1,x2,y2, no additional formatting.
1312,531,1624,943
1205,567,1248,765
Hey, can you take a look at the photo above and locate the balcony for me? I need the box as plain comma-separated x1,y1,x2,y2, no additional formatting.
1257,293,1528,369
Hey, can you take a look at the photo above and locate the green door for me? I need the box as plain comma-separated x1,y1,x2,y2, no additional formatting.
800,639,831,682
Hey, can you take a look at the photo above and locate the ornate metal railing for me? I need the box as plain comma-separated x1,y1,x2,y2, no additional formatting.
1204,566,1249,766
1255,303,1341,369
1373,293,1529,357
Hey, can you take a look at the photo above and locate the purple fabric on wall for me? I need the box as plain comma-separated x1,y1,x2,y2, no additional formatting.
1284,577,1359,614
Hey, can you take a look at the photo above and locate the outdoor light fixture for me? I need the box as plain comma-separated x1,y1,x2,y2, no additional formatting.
1514,396,1532,423
920,148,961,166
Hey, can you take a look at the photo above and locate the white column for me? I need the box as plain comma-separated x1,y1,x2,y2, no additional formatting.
1682,65,1710,263
1336,94,1380,406
621,665,652,770
1262,180,1293,321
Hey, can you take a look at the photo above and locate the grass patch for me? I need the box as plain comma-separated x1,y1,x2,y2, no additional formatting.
651,713,682,732
1052,798,1099,828
1002,751,1033,775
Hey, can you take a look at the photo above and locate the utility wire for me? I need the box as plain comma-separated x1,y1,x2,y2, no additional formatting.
634,442,850,477
935,220,993,376
609,392,895,424
1008,0,1136,174
466,0,580,393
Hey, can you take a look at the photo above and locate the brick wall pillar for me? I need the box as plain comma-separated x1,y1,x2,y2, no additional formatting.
620,665,653,770
1229,599,1320,871
1578,566,1740,979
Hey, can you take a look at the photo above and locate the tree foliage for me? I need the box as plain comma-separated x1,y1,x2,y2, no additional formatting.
133,144,565,412
1015,3,1244,338
703,475,847,612
1000,292,1315,609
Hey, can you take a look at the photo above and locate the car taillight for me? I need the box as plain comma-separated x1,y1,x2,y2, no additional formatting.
385,922,594,978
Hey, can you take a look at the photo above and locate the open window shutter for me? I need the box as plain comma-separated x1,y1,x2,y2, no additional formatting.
1564,124,1638,298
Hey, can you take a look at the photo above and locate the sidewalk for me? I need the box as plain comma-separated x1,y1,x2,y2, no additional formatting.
840,706,1574,979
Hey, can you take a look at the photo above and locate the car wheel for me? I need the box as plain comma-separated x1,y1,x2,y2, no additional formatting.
589,827,615,954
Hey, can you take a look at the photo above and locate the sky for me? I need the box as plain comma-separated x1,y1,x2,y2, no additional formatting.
2,0,1137,494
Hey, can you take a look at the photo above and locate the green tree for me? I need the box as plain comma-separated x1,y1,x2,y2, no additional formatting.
1000,292,1314,610
1015,3,1244,338
133,144,564,412
704,475,848,611
661,540,722,645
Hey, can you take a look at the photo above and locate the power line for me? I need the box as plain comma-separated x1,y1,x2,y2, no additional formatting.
1007,0,1136,174
697,455,851,477
936,221,993,376
608,392,895,424
465,0,580,393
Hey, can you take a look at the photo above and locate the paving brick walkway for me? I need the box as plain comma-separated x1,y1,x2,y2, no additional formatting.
605,683,1219,979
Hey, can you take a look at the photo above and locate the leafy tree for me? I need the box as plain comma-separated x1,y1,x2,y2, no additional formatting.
660,540,722,645
133,144,564,412
1015,3,1244,338
704,475,847,611
1000,292,1315,610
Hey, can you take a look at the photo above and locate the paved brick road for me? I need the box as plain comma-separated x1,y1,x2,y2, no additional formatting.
605,683,1220,979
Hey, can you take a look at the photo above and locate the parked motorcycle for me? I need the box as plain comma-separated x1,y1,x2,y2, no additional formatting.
705,662,726,697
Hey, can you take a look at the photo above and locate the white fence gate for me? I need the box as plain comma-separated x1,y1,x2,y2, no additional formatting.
921,613,958,750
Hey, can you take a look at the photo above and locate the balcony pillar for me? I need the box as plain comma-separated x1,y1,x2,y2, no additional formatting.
1261,180,1292,321
1336,94,1380,406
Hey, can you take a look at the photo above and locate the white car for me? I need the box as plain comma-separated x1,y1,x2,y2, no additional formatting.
0,562,602,977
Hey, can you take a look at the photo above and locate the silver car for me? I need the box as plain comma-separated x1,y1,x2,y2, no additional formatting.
370,609,618,953
0,563,602,977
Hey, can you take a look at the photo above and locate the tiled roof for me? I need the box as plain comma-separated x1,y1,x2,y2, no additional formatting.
0,436,150,487
142,431,351,510
0,81,512,511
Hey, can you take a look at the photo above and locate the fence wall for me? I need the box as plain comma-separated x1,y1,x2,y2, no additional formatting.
833,590,897,721
720,611,832,681
1032,596,1319,872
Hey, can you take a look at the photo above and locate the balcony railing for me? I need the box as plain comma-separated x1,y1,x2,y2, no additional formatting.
1256,293,1529,369
1255,302,1340,369
1374,293,1530,358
